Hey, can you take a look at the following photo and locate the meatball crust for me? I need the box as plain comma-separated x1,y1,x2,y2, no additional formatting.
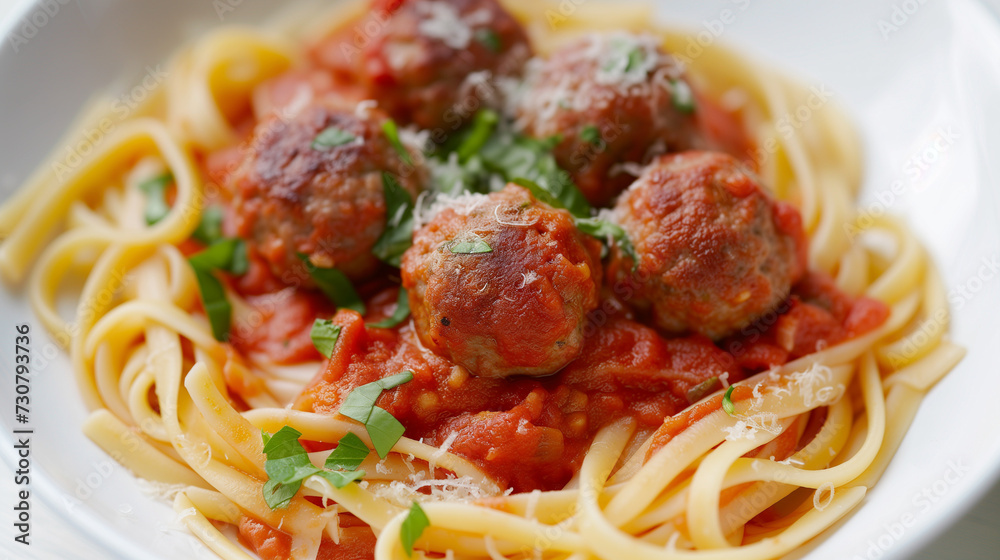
230,101,423,281
318,0,531,131
608,151,807,340
402,185,603,378
517,33,705,207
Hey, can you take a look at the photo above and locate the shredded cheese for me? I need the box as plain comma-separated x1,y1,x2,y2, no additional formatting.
417,1,475,49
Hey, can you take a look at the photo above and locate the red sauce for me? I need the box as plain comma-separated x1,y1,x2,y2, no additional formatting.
722,272,889,372
294,310,742,492
239,516,376,560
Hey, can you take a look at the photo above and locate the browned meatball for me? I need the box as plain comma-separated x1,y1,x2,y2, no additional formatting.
517,33,705,207
607,152,807,340
402,184,603,378
315,0,532,131
230,101,423,281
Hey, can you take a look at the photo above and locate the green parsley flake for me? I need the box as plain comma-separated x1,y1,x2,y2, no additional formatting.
312,126,357,150
448,234,492,255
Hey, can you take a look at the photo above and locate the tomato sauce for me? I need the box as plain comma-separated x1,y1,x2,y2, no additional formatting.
239,516,376,560
294,309,741,493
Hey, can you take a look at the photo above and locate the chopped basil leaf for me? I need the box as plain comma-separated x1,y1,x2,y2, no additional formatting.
575,218,639,271
511,177,563,209
192,206,224,245
373,173,415,268
686,376,721,404
448,234,492,255
340,371,414,424
426,110,591,218
722,385,736,416
382,119,412,165
312,126,357,150
260,426,317,509
260,427,367,510
456,109,499,162
580,125,601,146
190,267,232,342
297,254,366,315
189,238,248,275
368,286,411,328
262,478,300,510
324,432,370,472
377,371,415,391
366,406,407,458
188,238,248,342
400,502,430,557
475,28,502,53
338,371,415,458
314,469,366,488
340,384,386,425
671,79,696,115
310,319,342,359
137,172,173,225
482,135,591,218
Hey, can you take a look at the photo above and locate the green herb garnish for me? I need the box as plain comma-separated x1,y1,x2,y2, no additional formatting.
312,126,357,150
190,268,232,342
368,286,411,329
137,172,173,225
575,218,639,271
475,28,502,54
625,47,645,72
383,119,412,165
187,238,249,341
339,371,414,458
482,135,590,219
260,427,366,509
448,234,492,255
372,173,415,268
400,501,430,557
722,385,736,416
456,109,499,162
671,79,696,115
297,254,366,315
580,125,601,146
310,319,342,359
192,206,224,245
189,238,248,275
324,432,370,472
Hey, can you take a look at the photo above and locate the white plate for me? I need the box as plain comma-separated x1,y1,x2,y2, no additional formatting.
2,1,1000,559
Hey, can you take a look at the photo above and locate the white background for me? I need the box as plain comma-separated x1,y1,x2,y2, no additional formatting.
0,0,998,559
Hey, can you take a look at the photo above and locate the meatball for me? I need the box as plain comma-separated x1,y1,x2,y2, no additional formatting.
517,33,705,207
315,0,532,131
402,184,603,378
608,151,807,340
230,101,423,281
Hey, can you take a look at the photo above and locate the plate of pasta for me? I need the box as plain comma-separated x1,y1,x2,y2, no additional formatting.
2,0,1000,559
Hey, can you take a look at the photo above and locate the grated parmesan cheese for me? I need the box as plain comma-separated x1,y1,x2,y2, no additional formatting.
413,190,492,230
417,1,475,49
